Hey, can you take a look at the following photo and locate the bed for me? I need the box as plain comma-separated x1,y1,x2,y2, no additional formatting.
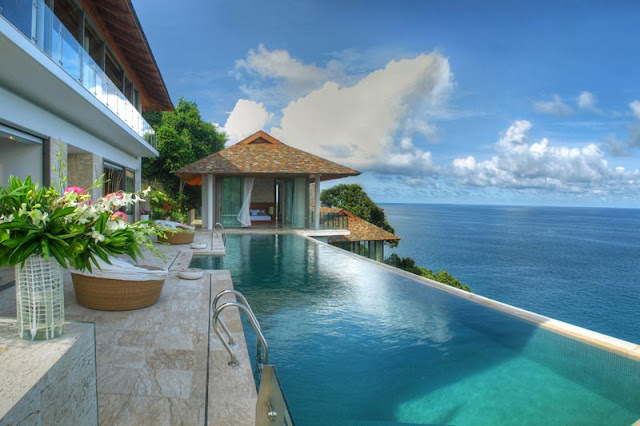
249,202,275,224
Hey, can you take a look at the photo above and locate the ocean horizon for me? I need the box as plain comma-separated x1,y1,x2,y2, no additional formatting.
381,203,640,344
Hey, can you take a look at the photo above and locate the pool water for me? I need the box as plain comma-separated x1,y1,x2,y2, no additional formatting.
211,234,640,425
190,254,224,270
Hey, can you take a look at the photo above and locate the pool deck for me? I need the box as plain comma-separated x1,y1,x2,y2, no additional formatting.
0,230,257,425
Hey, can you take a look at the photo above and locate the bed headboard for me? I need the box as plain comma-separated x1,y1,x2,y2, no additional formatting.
250,202,275,217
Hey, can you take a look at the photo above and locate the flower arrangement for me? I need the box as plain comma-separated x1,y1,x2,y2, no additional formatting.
0,175,161,271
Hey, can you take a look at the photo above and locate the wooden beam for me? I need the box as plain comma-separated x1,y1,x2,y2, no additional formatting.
77,0,172,111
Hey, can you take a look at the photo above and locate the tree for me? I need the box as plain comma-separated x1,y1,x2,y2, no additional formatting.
143,98,226,212
385,254,472,292
320,184,397,246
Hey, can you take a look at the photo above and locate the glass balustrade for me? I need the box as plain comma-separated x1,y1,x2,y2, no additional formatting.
0,0,157,147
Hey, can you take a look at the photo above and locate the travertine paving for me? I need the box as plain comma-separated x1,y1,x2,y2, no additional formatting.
0,231,256,425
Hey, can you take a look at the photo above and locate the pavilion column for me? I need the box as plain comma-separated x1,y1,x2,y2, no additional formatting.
201,177,208,229
314,175,321,230
207,175,214,230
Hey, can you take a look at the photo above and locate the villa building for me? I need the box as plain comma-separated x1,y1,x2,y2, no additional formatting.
0,0,172,215
317,207,400,262
176,131,360,230
0,0,171,287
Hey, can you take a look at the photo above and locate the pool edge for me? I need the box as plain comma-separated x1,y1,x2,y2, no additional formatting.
296,231,640,362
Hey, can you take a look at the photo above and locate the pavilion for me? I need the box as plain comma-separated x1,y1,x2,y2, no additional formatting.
175,131,360,229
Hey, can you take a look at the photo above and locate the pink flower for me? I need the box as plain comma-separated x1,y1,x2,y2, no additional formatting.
110,211,129,222
65,186,87,195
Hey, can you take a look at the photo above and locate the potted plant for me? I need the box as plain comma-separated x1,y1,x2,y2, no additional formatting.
0,175,161,340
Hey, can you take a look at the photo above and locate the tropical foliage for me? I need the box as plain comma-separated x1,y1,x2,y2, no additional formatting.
0,176,160,271
385,254,472,292
142,98,227,215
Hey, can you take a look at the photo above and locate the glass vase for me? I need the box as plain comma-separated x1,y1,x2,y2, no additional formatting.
15,255,65,340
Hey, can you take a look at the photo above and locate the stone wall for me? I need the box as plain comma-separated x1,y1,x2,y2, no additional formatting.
67,152,103,200
251,178,275,203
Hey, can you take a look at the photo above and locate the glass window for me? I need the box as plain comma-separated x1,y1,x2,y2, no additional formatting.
83,23,103,66
103,161,124,195
53,0,82,43
0,0,33,37
104,162,135,220
124,76,134,104
222,177,243,227
105,50,123,90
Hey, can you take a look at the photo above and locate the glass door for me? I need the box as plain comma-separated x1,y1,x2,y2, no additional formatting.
282,178,307,228
221,177,243,227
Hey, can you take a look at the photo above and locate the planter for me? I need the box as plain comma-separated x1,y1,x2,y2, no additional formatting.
157,230,195,245
15,255,64,340
140,214,150,221
71,266,166,311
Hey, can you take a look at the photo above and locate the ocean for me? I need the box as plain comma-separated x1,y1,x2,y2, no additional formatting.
381,203,640,344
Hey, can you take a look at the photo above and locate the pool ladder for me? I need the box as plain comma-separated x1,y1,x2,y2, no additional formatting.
212,289,267,367
214,222,226,246
212,289,295,425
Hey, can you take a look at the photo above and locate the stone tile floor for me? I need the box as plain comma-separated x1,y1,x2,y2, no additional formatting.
0,231,257,425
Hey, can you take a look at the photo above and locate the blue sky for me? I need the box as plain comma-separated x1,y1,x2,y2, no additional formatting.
134,0,640,207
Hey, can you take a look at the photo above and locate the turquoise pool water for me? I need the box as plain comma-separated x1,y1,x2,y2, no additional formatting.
200,234,640,425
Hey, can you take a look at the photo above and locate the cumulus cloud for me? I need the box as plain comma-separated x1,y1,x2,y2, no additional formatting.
451,120,639,194
234,44,338,103
223,99,272,144
602,134,631,157
577,91,601,113
270,53,452,173
630,100,640,120
627,100,640,148
533,95,573,116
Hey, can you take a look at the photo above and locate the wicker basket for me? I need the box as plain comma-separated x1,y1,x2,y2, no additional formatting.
71,266,166,311
157,230,195,245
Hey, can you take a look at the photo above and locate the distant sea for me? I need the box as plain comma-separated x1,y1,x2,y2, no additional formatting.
381,203,640,344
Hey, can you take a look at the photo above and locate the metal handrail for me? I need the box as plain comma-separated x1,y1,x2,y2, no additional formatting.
213,289,260,346
214,222,226,245
213,301,268,367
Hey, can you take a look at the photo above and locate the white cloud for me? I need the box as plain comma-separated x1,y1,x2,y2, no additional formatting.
602,134,630,157
533,95,573,116
234,44,336,103
629,100,640,120
577,91,601,113
270,52,452,173
223,99,272,144
451,120,639,194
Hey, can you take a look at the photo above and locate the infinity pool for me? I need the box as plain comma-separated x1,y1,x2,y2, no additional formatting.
199,234,640,425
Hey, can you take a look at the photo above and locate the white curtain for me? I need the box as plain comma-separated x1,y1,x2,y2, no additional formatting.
237,177,255,227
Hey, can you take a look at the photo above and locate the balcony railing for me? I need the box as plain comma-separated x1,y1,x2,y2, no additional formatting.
309,210,349,230
0,0,156,147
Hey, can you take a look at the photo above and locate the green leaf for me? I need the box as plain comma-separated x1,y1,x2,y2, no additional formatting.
49,244,67,268
40,239,50,260
49,206,76,220
95,213,108,234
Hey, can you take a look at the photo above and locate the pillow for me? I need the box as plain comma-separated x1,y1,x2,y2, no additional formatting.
250,209,259,216
258,210,267,216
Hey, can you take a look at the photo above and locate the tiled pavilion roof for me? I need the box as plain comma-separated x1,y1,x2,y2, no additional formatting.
176,131,360,184
322,207,401,242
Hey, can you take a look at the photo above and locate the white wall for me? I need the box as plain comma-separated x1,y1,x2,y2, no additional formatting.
0,85,139,171
0,137,43,185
